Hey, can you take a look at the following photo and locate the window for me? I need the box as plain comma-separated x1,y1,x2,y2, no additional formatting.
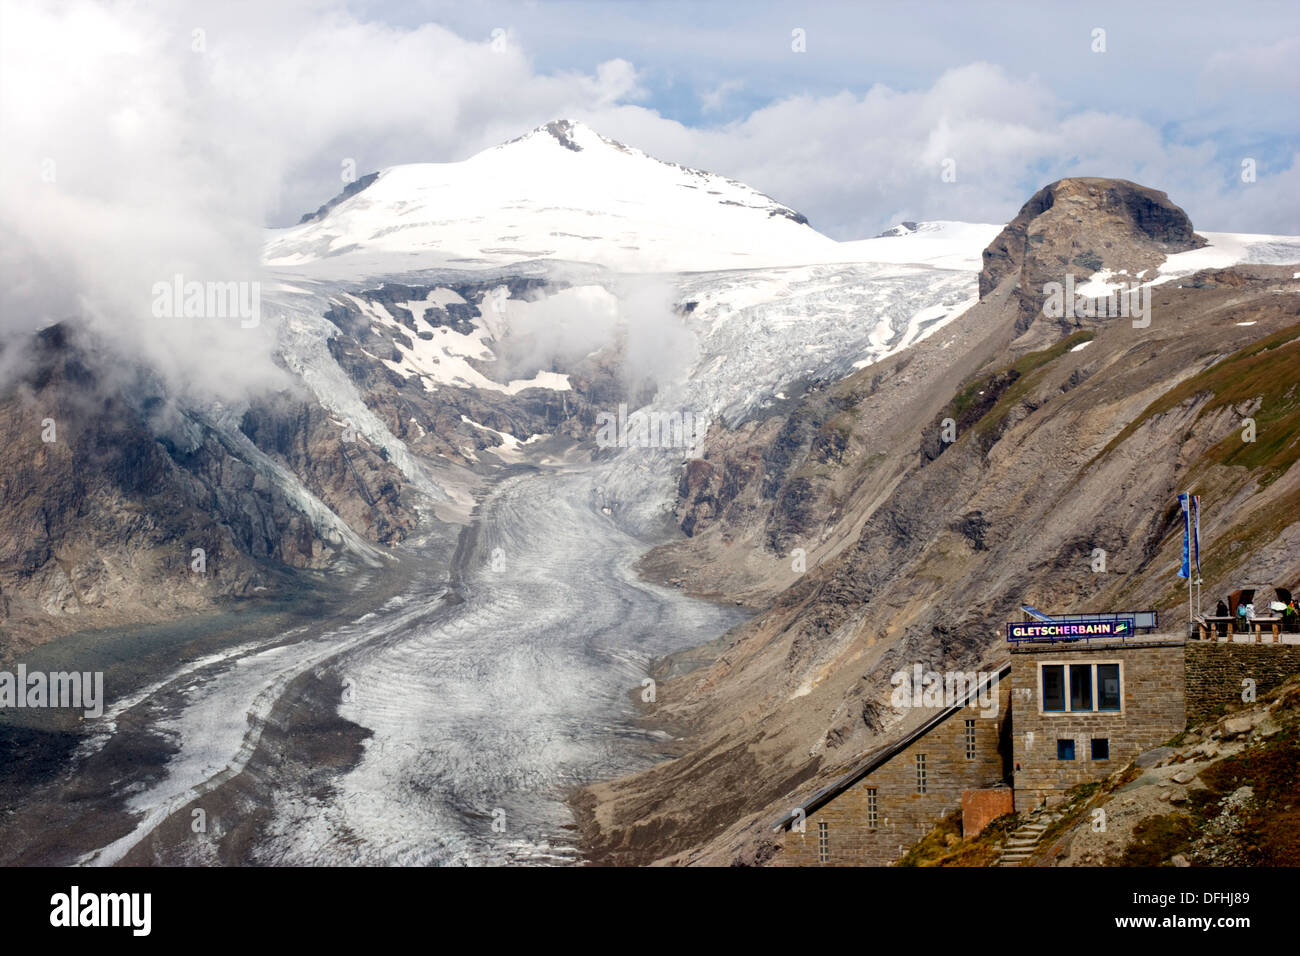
866,788,878,829
1097,664,1121,711
1042,665,1065,711
817,821,829,863
1040,662,1122,713
1091,738,1110,761
916,754,927,793
1069,665,1092,711
965,719,976,760
1057,738,1075,761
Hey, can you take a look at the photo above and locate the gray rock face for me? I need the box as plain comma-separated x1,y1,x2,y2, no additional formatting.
1136,746,1176,768
582,183,1300,865
1220,715,1257,738
297,171,380,224
978,177,1207,331
0,322,411,651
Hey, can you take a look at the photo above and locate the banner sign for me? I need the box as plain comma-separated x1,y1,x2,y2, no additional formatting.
1177,493,1203,580
1178,493,1191,579
1192,493,1201,578
1006,618,1134,642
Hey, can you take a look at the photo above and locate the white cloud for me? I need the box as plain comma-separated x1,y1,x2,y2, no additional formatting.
1,1,1295,404
582,62,1297,239
0,0,655,399
700,79,744,113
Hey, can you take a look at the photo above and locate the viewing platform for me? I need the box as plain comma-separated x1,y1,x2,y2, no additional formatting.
1194,617,1299,643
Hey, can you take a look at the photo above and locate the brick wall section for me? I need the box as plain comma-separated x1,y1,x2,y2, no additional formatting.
962,787,1015,838
1184,640,1300,724
1011,638,1185,807
775,688,1011,866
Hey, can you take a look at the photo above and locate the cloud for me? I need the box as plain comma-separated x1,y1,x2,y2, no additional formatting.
580,61,1297,238
1203,35,1300,96
494,273,694,396
700,79,744,113
1,0,1295,409
0,0,657,400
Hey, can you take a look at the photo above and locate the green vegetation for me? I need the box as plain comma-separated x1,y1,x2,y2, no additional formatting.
1091,321,1300,610
973,331,1095,442
1114,813,1197,866
943,330,1095,449
1101,322,1300,471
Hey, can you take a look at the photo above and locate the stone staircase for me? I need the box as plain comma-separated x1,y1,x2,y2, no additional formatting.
994,811,1059,866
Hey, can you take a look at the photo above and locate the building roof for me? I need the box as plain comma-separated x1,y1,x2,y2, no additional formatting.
770,662,1011,832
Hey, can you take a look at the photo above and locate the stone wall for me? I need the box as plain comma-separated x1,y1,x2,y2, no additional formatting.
1011,638,1185,807
1184,640,1300,723
775,689,1011,866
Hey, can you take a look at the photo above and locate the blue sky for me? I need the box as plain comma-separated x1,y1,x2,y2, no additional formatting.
335,0,1300,237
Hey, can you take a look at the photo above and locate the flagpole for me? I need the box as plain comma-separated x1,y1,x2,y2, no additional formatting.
1187,492,1191,630
1194,495,1202,620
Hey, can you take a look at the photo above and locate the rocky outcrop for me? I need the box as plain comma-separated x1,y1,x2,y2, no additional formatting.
298,171,380,224
0,323,416,652
979,178,1205,332
316,278,632,469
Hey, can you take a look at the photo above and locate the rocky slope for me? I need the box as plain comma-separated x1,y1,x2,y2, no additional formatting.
0,274,634,652
980,177,1205,336
1047,675,1300,868
576,178,1300,866
0,323,413,652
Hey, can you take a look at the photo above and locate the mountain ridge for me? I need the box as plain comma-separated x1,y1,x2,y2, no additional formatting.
574,177,1300,866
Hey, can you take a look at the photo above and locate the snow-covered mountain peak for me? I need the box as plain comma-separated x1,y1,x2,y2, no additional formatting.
265,120,853,273
499,118,624,155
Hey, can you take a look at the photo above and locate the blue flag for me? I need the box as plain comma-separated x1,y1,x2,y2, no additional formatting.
1177,493,1190,579
1192,494,1201,578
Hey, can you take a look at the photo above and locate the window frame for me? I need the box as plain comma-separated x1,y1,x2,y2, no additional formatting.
1041,663,1066,712
1036,660,1125,715
1069,664,1093,711
1096,663,1122,712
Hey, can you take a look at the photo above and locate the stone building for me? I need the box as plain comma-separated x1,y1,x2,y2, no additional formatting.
770,627,1298,865
1010,636,1186,807
772,665,1012,866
